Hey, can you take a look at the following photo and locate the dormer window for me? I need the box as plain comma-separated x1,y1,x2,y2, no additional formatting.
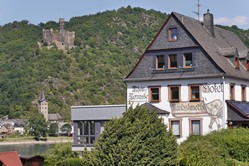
156,55,165,69
184,53,193,67
168,27,177,41
235,57,239,69
169,54,177,68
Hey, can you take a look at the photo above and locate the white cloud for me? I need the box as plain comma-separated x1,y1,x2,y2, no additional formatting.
214,16,249,26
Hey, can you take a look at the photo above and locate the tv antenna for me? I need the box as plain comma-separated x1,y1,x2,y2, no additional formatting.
193,0,201,21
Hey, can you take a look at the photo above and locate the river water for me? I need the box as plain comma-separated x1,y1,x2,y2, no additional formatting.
0,143,56,157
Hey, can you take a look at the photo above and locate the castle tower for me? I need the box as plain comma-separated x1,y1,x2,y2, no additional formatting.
59,18,65,32
38,92,48,121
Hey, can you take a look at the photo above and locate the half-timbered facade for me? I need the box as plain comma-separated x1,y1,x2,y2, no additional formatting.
125,10,249,142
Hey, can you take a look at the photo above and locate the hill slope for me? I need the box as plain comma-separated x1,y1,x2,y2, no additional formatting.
0,6,168,120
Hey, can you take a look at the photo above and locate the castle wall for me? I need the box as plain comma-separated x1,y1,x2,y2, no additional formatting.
42,18,75,50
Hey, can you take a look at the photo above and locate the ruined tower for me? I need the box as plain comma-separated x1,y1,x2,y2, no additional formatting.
42,18,75,50
59,18,65,32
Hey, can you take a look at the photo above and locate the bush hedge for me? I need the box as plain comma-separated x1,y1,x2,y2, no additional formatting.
178,128,249,165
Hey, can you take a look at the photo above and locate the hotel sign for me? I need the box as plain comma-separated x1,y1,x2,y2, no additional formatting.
202,83,223,93
128,86,148,101
170,101,207,114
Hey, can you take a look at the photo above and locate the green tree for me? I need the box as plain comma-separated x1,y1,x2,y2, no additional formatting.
48,123,59,136
92,106,178,165
60,123,72,136
44,143,80,166
27,113,48,139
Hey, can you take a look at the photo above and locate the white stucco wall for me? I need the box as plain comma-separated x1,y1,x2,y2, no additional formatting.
126,77,248,142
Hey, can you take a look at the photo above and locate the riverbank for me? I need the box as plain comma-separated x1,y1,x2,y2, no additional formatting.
0,137,72,145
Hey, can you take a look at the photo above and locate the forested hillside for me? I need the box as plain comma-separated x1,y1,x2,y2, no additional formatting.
0,6,248,120
0,6,167,120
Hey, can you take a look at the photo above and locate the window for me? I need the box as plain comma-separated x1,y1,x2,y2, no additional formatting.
169,86,180,102
77,121,95,145
77,121,83,144
189,119,202,135
156,55,165,69
169,54,177,68
247,60,249,71
184,53,193,67
168,27,177,41
149,86,160,102
230,84,235,100
242,85,246,101
190,85,200,101
169,119,181,138
235,57,239,69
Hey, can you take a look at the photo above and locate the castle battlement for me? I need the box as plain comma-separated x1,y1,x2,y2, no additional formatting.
42,18,75,50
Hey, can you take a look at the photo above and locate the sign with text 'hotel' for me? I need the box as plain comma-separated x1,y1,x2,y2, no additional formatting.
170,101,207,114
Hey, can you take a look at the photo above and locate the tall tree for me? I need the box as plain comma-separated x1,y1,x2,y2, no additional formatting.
27,113,48,139
48,123,59,136
92,106,178,165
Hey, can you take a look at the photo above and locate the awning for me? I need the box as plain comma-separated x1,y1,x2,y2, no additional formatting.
226,100,249,121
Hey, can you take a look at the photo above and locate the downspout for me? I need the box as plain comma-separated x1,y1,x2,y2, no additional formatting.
222,76,226,128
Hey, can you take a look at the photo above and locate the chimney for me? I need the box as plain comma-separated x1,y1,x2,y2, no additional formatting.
203,9,215,37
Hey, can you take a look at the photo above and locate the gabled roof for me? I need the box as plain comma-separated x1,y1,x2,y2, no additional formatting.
171,12,249,80
48,113,63,121
141,103,170,114
0,151,22,166
125,11,249,81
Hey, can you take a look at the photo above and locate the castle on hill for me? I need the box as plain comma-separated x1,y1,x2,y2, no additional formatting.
42,18,75,50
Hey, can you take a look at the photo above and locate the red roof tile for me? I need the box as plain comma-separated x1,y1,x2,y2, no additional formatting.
0,151,22,166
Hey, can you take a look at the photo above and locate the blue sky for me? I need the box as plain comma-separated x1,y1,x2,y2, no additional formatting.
0,0,249,29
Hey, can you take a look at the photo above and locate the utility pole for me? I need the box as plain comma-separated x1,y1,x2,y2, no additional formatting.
193,0,201,21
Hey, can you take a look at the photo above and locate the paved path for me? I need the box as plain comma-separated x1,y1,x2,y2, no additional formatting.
0,138,72,145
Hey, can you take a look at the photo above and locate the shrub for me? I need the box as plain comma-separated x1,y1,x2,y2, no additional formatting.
204,128,249,162
92,106,178,165
56,158,84,166
178,135,226,166
44,143,79,166
178,128,249,165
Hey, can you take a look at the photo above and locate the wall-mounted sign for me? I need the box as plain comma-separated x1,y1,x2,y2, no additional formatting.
202,83,223,93
170,101,207,113
128,86,147,101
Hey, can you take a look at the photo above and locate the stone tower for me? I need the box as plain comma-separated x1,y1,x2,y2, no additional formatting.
42,18,75,50
38,92,48,121
59,18,65,32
